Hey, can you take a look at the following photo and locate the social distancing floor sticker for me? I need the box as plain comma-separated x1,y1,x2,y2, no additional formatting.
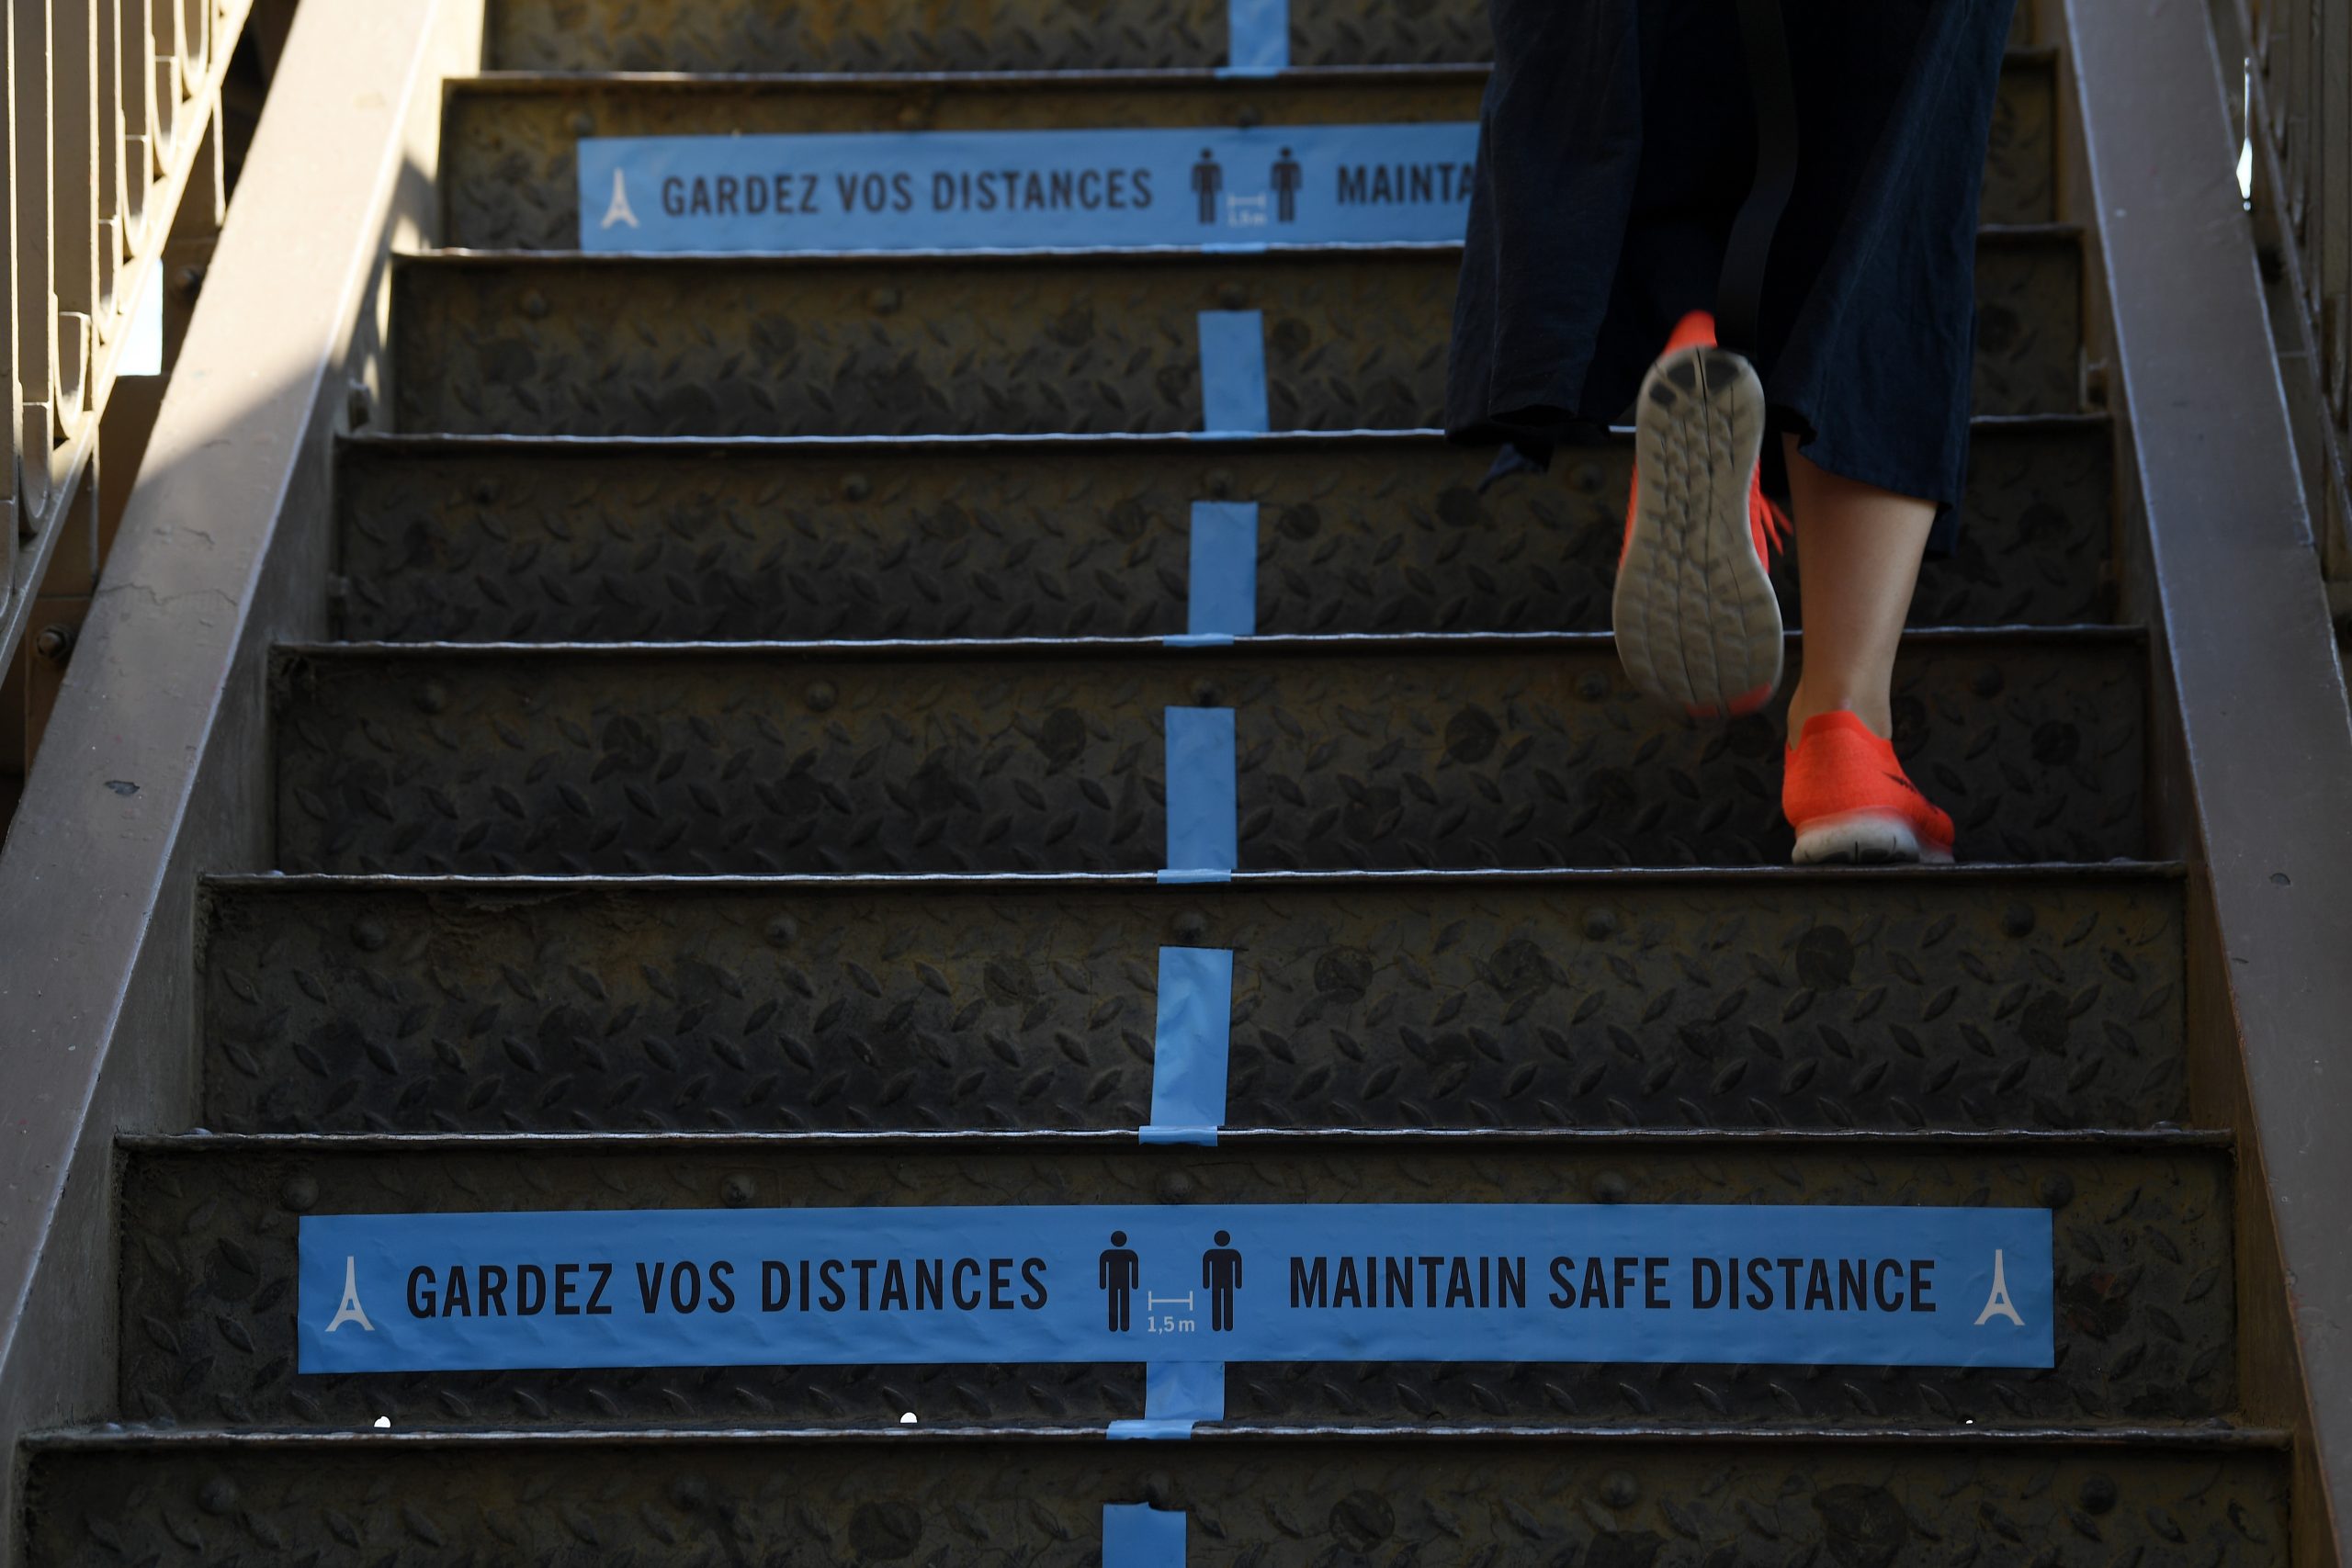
301,1202,2052,1374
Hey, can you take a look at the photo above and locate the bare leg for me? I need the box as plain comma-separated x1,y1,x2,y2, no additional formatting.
1781,436,1937,739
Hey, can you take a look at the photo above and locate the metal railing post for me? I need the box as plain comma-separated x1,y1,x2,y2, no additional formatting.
2240,0,2352,582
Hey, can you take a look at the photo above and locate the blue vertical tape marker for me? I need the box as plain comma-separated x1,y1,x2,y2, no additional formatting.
1170,501,1259,647
1104,1504,1188,1564
1195,311,1270,434
1223,0,1290,73
1143,946,1234,1145
1108,1361,1227,1440
1161,707,1238,884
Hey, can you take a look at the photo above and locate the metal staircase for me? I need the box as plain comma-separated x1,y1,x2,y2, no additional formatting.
12,0,2311,1560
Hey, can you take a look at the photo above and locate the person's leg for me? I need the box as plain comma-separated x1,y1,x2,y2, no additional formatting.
1781,436,1935,739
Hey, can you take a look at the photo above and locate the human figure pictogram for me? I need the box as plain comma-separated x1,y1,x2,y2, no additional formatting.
1270,148,1303,222
1099,1231,1141,1332
1201,1229,1243,1332
1193,149,1225,224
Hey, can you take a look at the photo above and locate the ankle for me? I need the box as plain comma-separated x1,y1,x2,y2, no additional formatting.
1786,682,1892,742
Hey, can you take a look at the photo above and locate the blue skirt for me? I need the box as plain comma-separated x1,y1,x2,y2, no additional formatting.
1446,0,2020,547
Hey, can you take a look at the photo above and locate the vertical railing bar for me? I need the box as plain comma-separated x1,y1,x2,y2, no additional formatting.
13,0,60,524
94,0,121,334
2,0,21,610
119,0,152,243
51,0,96,437
173,0,198,96
2325,1,2348,413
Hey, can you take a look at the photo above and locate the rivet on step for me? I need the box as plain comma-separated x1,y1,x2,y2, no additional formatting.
1577,671,1611,701
349,918,389,953
1569,462,1605,494
471,477,502,504
520,288,550,320
1156,1172,1196,1203
2000,903,2036,938
32,624,74,664
570,111,595,136
764,916,798,947
1589,1170,1630,1203
280,1175,318,1213
2078,1474,2118,1515
415,680,449,715
198,1477,239,1516
868,287,902,314
721,1174,757,1208
804,681,837,712
1582,908,1616,942
2038,1173,2075,1210
1973,665,2006,698
896,105,927,130
669,1477,709,1511
1191,680,1222,706
1216,284,1248,310
1598,1471,1639,1508
1171,910,1208,943
1142,1472,1176,1508
842,473,871,502
1235,107,1263,130
1201,468,1234,498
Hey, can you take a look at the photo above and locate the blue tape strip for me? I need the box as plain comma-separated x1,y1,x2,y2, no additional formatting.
1108,1361,1227,1440
1166,709,1241,884
1160,707,1238,882
1196,311,1270,434
1143,946,1233,1146
1175,502,1258,645
1223,0,1290,73
1103,1504,1187,1564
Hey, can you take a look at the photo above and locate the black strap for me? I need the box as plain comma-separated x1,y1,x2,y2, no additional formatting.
1716,0,1800,357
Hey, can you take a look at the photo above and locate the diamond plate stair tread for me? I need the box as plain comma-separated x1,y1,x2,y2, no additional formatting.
200,868,2188,1136
337,418,2114,643
118,1135,2232,1431
389,234,2083,436
269,631,2147,876
482,0,2041,70
443,57,2055,251
22,1430,2279,1568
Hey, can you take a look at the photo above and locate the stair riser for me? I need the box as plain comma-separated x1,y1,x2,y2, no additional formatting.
337,420,2114,643
24,1437,2278,1567
272,637,2146,875
120,1143,2229,1429
390,240,2081,438
482,0,2041,70
443,61,2054,251
202,874,2187,1135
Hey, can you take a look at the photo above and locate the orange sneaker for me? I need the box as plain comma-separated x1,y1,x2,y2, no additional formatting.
1782,711,1956,864
1613,310,1790,720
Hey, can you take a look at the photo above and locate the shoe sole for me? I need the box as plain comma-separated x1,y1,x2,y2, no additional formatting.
1791,809,1958,867
1614,345,1784,721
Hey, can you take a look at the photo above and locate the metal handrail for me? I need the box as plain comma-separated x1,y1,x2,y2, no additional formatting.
2231,0,2352,584
5,0,255,680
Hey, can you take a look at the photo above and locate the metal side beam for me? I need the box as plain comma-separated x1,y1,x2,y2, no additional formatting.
2063,3,2352,1564
0,3,485,1562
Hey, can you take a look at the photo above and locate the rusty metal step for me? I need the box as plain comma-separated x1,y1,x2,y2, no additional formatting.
270,629,2146,876
482,0,2042,71
22,1426,2282,1566
390,233,2084,437
337,417,2114,643
443,58,2058,251
200,866,2188,1137
115,1132,2231,1431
